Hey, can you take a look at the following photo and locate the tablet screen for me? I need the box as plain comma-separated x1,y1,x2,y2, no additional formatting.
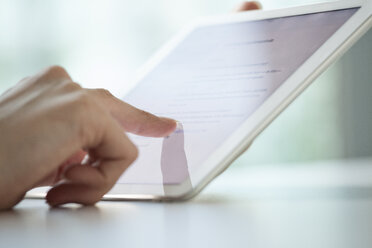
120,8,358,186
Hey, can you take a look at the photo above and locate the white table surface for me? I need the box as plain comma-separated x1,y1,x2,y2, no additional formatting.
1,158,372,248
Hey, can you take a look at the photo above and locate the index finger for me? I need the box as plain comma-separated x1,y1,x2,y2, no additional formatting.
90,88,177,137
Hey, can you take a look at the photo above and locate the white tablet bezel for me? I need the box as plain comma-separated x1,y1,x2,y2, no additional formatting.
27,0,371,201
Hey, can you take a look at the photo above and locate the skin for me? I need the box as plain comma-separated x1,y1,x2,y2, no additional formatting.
0,66,177,210
0,2,261,211
235,1,262,11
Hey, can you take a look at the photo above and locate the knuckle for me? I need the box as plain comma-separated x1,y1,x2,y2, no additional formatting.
95,88,113,98
69,91,104,144
45,65,69,78
69,91,94,124
35,65,71,86
61,81,82,92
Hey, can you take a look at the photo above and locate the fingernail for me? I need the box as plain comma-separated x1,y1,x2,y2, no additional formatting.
160,117,178,130
160,117,177,123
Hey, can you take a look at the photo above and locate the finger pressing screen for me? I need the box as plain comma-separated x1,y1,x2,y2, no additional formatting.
89,88,177,137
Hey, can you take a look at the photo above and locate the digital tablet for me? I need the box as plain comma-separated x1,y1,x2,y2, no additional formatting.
27,0,371,201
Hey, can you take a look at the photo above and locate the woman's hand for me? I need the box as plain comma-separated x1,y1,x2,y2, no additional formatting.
0,66,176,210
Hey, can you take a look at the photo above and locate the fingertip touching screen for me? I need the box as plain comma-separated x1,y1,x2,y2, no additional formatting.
119,8,359,188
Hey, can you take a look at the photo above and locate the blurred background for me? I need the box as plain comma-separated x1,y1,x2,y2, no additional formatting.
0,0,371,167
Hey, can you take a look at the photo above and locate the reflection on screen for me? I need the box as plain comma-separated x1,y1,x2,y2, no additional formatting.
119,8,358,187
